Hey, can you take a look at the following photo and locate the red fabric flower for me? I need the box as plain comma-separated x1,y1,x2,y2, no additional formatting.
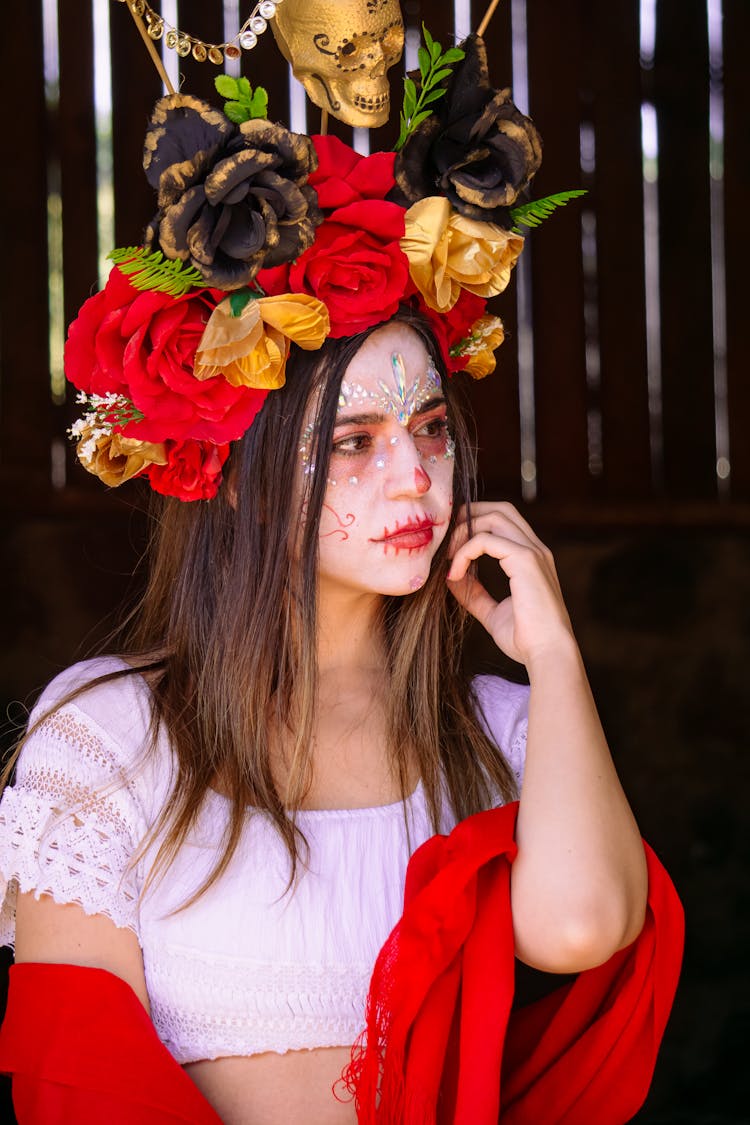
420,288,487,373
147,439,229,501
65,267,267,444
287,201,409,337
309,136,396,208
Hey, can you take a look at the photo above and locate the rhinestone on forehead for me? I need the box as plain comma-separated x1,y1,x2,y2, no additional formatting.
338,354,441,427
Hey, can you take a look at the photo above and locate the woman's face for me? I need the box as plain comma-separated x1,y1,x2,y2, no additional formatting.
302,322,455,598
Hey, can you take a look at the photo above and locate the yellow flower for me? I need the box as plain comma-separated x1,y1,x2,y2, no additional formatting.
77,430,167,487
461,315,506,379
401,196,524,312
194,293,330,389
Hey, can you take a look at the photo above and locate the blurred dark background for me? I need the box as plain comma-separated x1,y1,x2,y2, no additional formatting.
1,0,748,1121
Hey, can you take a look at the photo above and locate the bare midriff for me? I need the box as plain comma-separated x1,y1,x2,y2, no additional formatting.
184,1046,358,1125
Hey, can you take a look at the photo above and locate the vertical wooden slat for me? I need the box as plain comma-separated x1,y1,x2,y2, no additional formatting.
723,0,750,499
581,0,652,501
473,0,523,501
58,2,98,323
174,1,226,104
525,0,590,503
57,2,99,488
110,2,162,248
0,0,51,488
654,1,716,499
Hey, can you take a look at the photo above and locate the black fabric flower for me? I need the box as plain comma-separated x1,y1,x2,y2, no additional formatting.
393,34,543,227
142,95,322,290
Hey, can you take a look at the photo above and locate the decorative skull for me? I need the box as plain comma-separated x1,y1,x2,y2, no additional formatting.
271,0,404,128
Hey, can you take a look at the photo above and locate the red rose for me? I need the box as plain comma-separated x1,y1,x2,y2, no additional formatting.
147,440,229,501
255,262,291,296
288,201,409,337
65,267,267,444
309,136,396,208
419,289,487,373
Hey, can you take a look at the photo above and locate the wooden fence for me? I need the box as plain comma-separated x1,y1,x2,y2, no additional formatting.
1,0,748,526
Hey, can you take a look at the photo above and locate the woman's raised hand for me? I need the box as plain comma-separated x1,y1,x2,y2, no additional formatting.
446,501,576,668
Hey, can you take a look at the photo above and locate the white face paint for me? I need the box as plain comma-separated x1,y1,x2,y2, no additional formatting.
307,322,455,598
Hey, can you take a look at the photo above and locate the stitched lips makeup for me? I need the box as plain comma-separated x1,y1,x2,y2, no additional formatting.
370,515,441,554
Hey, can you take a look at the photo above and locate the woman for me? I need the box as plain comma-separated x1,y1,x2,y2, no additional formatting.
0,36,679,1125
0,309,649,1122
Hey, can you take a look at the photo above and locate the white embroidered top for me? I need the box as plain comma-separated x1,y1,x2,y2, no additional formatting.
0,658,528,1065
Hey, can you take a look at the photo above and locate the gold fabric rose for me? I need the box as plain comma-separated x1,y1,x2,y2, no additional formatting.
401,196,524,312
76,429,167,487
459,315,506,379
194,292,330,389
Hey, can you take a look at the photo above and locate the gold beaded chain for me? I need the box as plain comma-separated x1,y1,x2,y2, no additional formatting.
117,0,286,64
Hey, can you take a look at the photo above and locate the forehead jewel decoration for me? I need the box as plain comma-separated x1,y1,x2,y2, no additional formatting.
63,3,584,502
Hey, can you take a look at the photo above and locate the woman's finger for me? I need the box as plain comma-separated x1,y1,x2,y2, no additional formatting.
446,570,499,628
448,531,541,582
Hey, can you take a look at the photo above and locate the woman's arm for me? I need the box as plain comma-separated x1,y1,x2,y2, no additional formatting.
15,891,150,1009
448,501,648,973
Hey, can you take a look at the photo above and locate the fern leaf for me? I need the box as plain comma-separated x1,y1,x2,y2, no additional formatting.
510,190,587,231
108,247,205,297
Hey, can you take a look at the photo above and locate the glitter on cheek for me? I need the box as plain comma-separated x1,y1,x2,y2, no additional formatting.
389,435,399,445
444,436,456,461
375,457,386,469
327,478,337,487
348,476,359,486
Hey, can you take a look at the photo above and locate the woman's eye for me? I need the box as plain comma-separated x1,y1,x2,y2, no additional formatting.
414,417,449,439
332,432,371,455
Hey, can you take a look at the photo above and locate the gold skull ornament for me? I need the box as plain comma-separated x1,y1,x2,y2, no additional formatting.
271,0,404,128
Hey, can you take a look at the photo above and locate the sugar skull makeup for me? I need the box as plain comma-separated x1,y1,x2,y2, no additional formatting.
307,322,455,599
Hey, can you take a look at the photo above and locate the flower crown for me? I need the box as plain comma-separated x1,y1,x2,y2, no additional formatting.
65,28,582,501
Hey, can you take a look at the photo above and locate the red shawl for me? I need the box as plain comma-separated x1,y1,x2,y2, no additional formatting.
0,962,222,1124
0,802,682,1124
341,801,684,1124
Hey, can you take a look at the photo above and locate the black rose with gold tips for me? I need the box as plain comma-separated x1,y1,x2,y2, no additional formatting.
143,93,322,290
393,33,543,228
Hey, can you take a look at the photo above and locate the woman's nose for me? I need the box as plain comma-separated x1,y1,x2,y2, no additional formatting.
383,432,432,499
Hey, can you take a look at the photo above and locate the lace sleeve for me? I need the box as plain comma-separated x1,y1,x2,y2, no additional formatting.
472,674,529,796
0,664,152,949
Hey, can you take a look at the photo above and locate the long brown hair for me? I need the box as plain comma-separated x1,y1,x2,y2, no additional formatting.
3,306,518,900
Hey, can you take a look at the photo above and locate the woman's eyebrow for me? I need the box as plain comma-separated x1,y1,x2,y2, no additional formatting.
416,395,447,415
334,396,447,428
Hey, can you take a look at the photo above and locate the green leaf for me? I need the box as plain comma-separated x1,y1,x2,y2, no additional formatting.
422,87,447,105
403,76,418,115
214,74,239,100
108,246,205,297
229,289,254,317
396,23,467,152
237,75,252,100
509,189,588,231
410,109,433,130
248,87,269,118
224,100,250,124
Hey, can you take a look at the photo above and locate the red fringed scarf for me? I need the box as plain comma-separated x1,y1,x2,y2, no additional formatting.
0,803,682,1124
341,801,684,1124
0,962,222,1124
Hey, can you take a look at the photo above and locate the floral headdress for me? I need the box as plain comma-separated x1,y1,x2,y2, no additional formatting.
65,27,583,501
